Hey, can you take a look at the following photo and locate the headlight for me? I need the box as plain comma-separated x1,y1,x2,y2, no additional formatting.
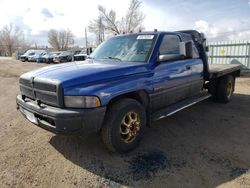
64,96,101,108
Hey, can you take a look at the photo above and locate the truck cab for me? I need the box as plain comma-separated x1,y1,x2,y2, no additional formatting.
16,30,241,153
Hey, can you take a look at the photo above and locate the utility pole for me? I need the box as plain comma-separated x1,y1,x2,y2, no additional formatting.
85,27,88,49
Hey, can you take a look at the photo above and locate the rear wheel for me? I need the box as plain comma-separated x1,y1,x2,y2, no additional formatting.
101,98,146,153
216,75,235,103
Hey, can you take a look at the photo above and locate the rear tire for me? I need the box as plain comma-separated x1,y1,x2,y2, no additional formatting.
216,75,235,103
101,98,146,153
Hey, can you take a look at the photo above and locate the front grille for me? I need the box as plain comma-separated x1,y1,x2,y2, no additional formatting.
33,82,57,92
74,56,86,61
19,77,62,107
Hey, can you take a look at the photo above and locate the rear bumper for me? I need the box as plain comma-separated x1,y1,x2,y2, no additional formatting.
16,95,106,135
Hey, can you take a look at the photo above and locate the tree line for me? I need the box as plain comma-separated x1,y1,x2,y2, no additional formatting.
0,0,145,56
0,24,29,56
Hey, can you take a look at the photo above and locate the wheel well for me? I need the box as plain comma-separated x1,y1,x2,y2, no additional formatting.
233,70,241,77
106,90,151,126
107,90,150,109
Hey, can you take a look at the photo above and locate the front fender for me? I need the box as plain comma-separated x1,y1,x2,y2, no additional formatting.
63,73,154,106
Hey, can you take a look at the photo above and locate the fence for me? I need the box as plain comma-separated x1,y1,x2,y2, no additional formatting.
207,40,250,69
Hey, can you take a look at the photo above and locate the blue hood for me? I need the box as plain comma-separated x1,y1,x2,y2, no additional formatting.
20,60,149,88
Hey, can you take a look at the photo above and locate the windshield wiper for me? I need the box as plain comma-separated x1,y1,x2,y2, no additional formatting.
101,56,122,61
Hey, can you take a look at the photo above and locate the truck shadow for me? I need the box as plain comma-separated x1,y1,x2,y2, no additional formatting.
49,93,250,187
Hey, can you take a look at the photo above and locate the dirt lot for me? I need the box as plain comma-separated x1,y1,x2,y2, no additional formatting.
0,58,249,188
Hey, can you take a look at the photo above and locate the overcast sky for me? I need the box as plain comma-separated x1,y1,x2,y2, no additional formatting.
1,0,250,46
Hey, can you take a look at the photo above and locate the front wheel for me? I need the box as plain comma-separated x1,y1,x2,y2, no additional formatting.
101,98,146,153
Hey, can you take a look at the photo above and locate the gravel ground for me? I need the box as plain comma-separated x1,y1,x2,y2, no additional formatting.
0,58,249,188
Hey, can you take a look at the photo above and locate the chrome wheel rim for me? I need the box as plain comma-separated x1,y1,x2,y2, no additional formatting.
120,111,141,143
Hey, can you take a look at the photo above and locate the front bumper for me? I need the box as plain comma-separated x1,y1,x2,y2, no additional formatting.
16,95,106,135
36,58,44,63
53,58,60,63
20,57,27,62
28,57,36,62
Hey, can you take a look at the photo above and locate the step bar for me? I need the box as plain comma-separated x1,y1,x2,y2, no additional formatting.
152,93,212,121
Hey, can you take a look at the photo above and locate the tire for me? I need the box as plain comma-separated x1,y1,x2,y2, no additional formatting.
101,98,146,153
216,75,235,103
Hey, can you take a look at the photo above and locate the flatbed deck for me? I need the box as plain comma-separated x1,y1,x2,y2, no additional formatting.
209,64,242,79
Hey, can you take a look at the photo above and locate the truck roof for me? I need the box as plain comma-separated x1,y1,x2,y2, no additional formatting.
120,30,195,42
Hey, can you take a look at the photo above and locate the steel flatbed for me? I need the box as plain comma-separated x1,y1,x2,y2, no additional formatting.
209,64,242,79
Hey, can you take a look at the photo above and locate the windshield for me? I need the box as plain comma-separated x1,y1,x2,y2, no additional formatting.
28,52,35,56
90,34,156,62
60,51,69,55
79,50,87,54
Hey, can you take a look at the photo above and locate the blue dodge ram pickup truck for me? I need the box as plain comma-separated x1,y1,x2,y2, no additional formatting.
16,30,241,153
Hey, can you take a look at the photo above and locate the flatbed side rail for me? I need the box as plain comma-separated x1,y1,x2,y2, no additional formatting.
209,64,242,79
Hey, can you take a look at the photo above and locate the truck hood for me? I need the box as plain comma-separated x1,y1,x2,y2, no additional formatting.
20,60,149,87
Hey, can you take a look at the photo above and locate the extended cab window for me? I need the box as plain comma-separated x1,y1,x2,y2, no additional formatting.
160,35,180,55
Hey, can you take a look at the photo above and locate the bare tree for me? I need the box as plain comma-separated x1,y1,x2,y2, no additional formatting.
88,0,145,40
48,29,59,50
98,5,121,35
123,0,145,33
0,40,4,56
0,24,25,56
48,29,74,50
88,16,105,45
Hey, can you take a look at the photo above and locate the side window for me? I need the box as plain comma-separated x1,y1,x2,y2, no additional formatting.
192,44,200,58
160,35,180,55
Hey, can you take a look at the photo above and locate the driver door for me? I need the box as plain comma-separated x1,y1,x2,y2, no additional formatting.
151,34,192,111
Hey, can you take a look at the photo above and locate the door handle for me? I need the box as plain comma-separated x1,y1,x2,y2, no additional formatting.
186,65,191,70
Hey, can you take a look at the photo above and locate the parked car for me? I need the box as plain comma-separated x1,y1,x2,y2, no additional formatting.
71,50,81,59
16,30,242,153
74,50,87,61
35,52,49,63
19,50,35,62
53,51,75,63
27,50,45,62
42,52,61,63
